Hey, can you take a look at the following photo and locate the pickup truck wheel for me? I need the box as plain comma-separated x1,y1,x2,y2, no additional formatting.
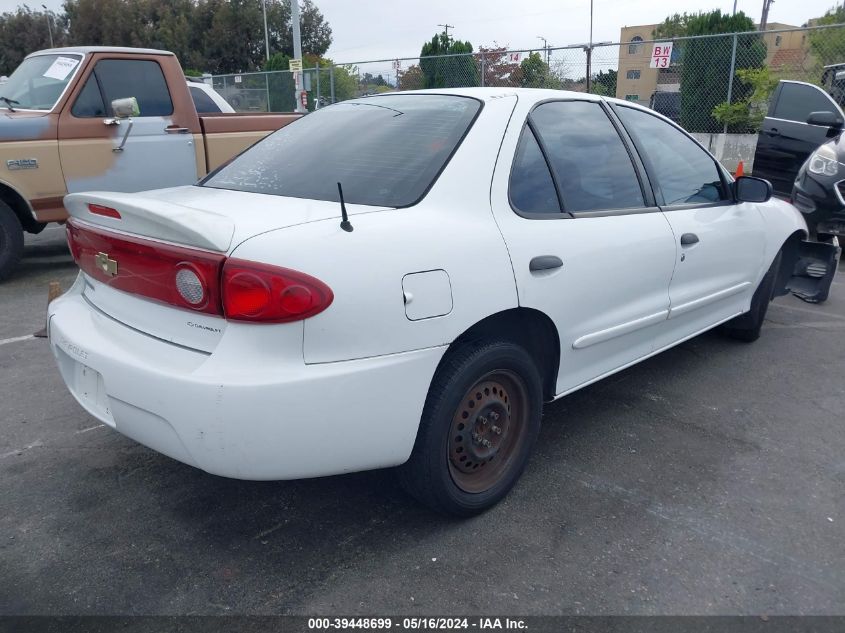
0,201,24,282
399,340,542,516
722,252,782,343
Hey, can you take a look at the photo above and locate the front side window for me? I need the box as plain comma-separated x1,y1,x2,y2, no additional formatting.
529,101,645,213
509,127,559,214
202,94,481,207
0,53,83,111
772,82,841,124
71,73,106,117
93,59,173,117
616,105,728,206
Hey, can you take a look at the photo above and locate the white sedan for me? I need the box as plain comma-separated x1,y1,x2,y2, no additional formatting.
48,88,831,516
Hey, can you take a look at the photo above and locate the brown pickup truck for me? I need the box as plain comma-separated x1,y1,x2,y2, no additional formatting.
0,46,299,280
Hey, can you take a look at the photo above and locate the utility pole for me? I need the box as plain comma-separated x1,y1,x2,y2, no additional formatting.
438,23,454,40
760,0,774,30
261,0,270,61
537,36,550,64
586,0,594,93
291,0,306,113
41,4,53,48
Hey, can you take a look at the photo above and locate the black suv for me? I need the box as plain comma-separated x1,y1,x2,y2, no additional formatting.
753,80,845,238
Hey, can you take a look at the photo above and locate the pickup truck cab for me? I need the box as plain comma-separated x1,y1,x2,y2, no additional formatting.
0,46,298,280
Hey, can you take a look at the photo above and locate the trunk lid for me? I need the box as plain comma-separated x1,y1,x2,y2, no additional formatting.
65,185,387,351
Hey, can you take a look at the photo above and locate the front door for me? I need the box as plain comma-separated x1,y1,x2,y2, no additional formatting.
753,81,844,196
58,56,198,194
614,104,767,346
491,98,678,395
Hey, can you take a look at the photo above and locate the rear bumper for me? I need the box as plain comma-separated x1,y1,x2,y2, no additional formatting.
48,278,444,480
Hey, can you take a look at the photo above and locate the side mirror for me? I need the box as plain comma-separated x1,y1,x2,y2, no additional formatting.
110,97,140,119
807,110,843,129
734,176,773,203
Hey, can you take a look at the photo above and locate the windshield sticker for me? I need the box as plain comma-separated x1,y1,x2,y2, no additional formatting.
42,57,79,81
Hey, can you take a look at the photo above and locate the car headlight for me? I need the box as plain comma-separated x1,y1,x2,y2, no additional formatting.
808,145,839,177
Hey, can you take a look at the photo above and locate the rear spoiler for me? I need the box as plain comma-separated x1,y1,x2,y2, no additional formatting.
64,191,235,252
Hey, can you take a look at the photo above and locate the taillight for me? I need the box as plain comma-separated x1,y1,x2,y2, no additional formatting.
222,258,334,323
66,219,333,324
66,219,225,316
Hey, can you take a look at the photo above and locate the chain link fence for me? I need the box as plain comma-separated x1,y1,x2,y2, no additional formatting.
210,24,845,136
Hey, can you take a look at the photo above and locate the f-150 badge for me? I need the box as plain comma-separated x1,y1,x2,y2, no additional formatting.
6,158,38,170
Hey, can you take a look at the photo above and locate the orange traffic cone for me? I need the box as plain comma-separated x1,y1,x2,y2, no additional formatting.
735,160,744,177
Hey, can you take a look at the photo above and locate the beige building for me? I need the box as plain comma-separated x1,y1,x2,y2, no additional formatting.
615,22,807,110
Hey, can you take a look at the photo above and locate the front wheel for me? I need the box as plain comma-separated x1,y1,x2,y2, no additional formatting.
0,202,24,282
399,340,543,516
721,252,782,343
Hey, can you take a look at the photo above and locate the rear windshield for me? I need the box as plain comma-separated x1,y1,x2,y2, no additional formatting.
201,94,481,207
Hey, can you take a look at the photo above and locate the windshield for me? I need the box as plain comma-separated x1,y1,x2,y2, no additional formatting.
0,54,83,111
201,94,481,207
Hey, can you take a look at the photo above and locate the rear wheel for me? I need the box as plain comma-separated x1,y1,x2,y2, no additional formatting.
0,202,24,282
399,340,543,516
721,252,782,343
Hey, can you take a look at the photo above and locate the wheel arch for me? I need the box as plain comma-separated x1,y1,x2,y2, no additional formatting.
774,229,810,297
0,181,44,234
442,307,560,401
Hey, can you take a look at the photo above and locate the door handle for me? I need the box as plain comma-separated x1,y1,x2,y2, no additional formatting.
529,255,563,272
680,233,699,246
766,127,780,137
165,125,190,134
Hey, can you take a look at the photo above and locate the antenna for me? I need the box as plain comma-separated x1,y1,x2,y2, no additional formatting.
337,182,354,233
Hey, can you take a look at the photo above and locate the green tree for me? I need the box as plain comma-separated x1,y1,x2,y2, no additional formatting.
591,69,617,96
0,7,69,74
809,5,845,66
519,51,548,87
419,32,478,88
712,66,779,131
654,10,766,132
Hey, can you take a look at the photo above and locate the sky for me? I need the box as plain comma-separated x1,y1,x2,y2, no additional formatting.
3,0,839,64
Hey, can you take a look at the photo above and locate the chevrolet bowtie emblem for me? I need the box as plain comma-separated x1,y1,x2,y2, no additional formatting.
95,252,118,277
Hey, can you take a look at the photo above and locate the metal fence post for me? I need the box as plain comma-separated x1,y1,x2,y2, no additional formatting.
265,72,270,112
315,63,321,108
480,52,486,87
330,64,335,103
724,33,738,133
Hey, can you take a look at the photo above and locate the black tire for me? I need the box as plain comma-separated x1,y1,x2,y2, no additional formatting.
0,201,24,282
399,340,543,517
722,251,782,343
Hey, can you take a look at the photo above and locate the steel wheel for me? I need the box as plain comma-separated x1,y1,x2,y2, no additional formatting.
447,369,530,494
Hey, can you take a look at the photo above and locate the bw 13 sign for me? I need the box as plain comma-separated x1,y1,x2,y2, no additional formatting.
650,42,673,68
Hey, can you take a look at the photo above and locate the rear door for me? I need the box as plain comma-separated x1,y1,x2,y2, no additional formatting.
614,104,767,345
754,81,844,196
491,98,678,395
58,55,200,194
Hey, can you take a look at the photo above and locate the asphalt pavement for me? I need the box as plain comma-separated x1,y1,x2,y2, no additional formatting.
1,227,843,615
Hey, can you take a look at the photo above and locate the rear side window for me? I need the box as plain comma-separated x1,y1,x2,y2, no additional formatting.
202,95,481,207
189,85,222,113
94,59,173,117
509,127,560,214
772,82,840,123
616,105,728,206
530,101,645,213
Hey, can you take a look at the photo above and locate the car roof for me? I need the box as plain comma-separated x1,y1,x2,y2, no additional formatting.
366,87,658,112
26,46,174,58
